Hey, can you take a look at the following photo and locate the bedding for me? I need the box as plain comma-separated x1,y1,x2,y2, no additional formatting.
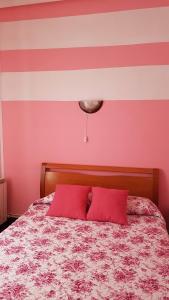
0,198,168,300
127,196,161,216
35,192,163,217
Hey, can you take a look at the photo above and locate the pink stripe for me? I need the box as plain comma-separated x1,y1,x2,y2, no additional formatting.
1,43,169,72
0,0,169,21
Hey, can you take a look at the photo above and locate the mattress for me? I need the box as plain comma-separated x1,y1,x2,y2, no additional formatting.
0,197,168,300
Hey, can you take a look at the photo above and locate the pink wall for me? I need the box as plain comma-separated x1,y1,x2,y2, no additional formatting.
2,101,169,229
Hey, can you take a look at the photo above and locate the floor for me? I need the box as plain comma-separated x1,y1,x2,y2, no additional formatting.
0,217,17,233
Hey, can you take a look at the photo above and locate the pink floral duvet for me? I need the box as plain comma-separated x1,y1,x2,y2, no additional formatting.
0,200,169,300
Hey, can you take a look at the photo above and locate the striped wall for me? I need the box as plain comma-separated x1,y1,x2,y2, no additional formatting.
0,1,169,101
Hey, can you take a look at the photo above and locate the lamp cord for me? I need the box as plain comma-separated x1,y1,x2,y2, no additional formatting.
84,114,89,143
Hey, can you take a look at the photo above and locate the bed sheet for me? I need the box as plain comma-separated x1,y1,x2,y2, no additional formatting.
0,202,168,300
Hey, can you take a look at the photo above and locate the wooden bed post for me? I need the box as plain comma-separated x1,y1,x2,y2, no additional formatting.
40,163,47,198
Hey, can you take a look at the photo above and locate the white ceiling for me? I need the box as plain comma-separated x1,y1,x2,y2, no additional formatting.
0,0,62,8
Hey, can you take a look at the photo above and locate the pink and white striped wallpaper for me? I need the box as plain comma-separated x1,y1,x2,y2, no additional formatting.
0,1,169,100
0,0,169,228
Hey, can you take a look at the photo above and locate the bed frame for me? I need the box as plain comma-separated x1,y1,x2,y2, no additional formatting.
40,163,159,204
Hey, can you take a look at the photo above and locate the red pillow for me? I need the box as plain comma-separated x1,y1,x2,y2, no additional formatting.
46,184,91,220
87,187,128,225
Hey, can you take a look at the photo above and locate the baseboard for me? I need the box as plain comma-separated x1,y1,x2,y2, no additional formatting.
8,214,21,219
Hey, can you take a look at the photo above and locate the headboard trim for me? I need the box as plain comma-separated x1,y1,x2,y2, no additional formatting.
40,163,159,204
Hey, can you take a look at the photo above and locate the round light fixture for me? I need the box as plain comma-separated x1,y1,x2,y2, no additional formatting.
79,100,103,114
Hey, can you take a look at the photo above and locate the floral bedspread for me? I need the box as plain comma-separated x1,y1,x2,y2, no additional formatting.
0,202,169,300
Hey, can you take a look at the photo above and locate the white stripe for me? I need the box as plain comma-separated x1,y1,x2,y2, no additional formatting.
1,7,169,50
1,66,169,101
0,0,62,8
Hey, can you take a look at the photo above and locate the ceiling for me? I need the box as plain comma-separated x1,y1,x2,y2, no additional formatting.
0,0,62,8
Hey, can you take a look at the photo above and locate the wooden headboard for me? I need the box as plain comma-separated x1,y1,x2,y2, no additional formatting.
40,163,159,204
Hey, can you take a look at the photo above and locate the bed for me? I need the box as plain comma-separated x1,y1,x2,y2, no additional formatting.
0,163,168,300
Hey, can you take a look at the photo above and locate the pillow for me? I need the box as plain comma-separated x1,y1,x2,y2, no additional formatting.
127,196,159,216
46,184,91,220
87,187,128,225
33,193,55,205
